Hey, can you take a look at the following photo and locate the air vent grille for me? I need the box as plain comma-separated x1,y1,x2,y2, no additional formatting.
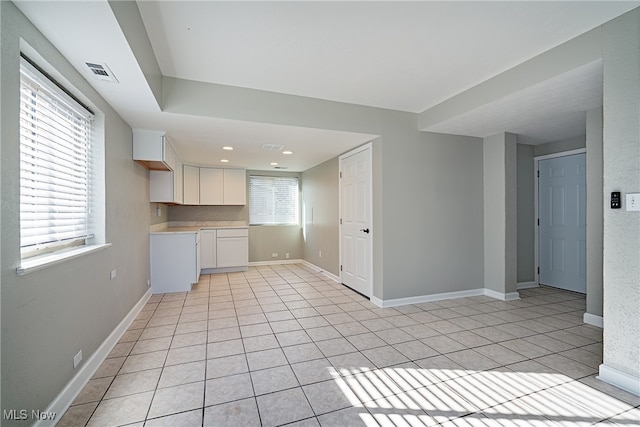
261,144,284,151
85,62,118,83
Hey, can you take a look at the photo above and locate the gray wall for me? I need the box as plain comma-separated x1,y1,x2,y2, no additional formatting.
534,135,586,157
516,144,535,283
301,157,340,275
1,2,150,419
586,107,603,318
601,9,640,382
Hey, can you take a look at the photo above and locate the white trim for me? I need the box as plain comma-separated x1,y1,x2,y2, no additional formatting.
598,364,640,396
517,281,539,290
299,260,341,283
249,259,303,267
339,142,373,298
35,289,151,427
201,266,248,274
583,312,604,328
16,243,112,276
534,149,587,293
249,259,341,283
484,289,521,301
371,288,486,308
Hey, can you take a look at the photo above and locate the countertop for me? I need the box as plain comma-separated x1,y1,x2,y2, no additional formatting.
150,221,248,234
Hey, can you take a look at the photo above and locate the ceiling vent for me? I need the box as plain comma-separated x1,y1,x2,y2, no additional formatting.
274,166,289,169
261,144,284,151
85,62,118,83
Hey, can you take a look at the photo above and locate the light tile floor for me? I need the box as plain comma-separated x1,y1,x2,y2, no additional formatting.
59,264,640,426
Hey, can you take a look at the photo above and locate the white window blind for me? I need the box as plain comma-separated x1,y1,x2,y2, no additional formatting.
249,176,299,225
19,57,94,258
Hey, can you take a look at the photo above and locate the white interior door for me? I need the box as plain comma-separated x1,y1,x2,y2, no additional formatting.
340,144,372,297
538,153,586,293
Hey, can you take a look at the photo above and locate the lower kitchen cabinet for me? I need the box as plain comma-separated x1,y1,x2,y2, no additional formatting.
200,228,248,272
150,232,200,293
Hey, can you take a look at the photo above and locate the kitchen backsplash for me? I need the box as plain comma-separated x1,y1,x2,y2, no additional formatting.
168,204,248,222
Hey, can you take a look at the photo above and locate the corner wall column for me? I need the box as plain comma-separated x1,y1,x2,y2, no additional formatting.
483,132,519,300
599,9,640,396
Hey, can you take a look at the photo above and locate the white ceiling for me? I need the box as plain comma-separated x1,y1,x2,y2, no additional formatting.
14,1,640,171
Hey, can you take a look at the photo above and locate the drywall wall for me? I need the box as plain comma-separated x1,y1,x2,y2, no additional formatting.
484,133,518,296
600,8,640,391
301,157,340,275
586,106,603,319
516,144,535,283
534,135,586,157
389,131,484,299
1,1,150,421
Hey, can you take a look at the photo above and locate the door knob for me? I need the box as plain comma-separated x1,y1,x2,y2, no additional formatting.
360,228,370,234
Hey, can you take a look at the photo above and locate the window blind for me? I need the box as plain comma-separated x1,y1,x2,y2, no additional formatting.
249,176,299,225
19,58,94,258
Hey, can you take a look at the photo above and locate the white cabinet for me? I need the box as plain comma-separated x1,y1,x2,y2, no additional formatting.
182,166,246,205
200,229,217,269
216,228,249,268
223,169,246,205
199,228,248,272
133,130,176,171
150,232,200,293
183,165,200,205
149,156,183,204
200,168,224,205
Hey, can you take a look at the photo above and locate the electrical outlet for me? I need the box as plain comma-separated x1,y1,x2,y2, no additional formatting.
319,250,322,258
285,252,289,259
110,269,116,280
271,252,278,258
73,350,82,369
626,193,640,211
147,279,151,288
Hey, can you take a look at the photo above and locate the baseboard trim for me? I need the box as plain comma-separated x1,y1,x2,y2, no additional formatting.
35,289,151,427
298,260,341,283
517,281,538,290
371,288,486,308
598,364,640,397
484,289,521,301
583,313,604,328
248,259,341,283
249,259,303,267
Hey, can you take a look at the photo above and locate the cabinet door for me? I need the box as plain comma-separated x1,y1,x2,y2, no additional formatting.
223,169,246,205
217,237,248,267
200,230,217,269
200,168,224,205
183,165,200,205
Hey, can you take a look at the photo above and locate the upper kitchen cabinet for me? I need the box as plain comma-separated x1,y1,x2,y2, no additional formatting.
133,130,176,171
149,156,183,204
222,169,246,205
200,168,223,205
183,166,246,205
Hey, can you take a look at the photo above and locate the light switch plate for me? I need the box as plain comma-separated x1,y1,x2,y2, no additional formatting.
626,193,640,211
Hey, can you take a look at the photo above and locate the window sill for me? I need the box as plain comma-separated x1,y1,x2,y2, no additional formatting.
16,243,112,276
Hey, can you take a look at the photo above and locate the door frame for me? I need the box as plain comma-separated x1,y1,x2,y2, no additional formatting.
534,148,586,287
338,142,373,298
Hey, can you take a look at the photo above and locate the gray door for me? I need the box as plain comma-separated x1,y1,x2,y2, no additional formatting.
538,153,586,293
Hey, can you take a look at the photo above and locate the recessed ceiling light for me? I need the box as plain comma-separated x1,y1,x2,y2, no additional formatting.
270,162,278,166
222,146,233,151
220,159,229,163
282,151,293,155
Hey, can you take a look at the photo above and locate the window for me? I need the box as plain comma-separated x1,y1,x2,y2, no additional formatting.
249,176,299,225
19,56,95,259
